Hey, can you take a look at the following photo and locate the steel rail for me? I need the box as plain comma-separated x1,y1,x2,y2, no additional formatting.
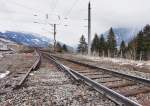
42,53,79,81
42,52,141,106
51,55,150,87
13,49,41,89
70,69,141,106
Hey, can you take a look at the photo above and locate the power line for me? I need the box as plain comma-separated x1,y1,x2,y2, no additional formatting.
48,0,60,23
52,0,59,12
64,0,80,18
7,0,44,13
49,0,59,16
57,0,80,27
7,0,88,30
6,0,60,18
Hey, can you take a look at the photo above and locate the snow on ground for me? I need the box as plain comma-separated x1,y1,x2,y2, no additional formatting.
76,55,150,69
0,71,10,79
53,53,150,80
57,54,150,79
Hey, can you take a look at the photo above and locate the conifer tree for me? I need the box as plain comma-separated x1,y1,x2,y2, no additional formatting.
107,27,117,57
142,24,150,60
136,31,145,60
91,33,100,54
99,34,106,56
119,40,126,58
127,37,137,60
56,42,62,52
127,26,150,60
77,35,88,54
62,44,68,52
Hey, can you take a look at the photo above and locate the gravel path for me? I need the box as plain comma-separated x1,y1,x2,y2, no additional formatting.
55,57,150,106
0,56,116,106
0,52,36,92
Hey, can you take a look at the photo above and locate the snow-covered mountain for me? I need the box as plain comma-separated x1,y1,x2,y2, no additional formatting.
0,31,75,52
0,31,53,48
102,27,140,46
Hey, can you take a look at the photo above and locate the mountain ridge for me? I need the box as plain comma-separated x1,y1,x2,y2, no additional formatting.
102,27,140,46
0,31,74,52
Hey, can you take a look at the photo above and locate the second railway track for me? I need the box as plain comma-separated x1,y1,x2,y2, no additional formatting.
0,49,117,105
13,49,41,89
0,49,41,94
42,51,150,106
1,49,150,106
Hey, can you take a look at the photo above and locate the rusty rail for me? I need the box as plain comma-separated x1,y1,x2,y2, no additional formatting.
51,54,150,87
13,49,41,89
42,52,142,106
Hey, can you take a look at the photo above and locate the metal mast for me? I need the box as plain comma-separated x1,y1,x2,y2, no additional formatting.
54,24,56,52
88,2,91,55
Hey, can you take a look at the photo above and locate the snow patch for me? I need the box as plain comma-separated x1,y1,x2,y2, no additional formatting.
76,55,150,68
0,71,10,79
29,73,34,76
32,39,40,42
136,63,144,67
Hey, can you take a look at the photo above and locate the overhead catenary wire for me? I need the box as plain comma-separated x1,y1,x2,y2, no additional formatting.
48,0,59,21
56,0,81,28
5,0,90,31
52,0,59,12
6,0,83,26
64,0,80,18
59,0,92,28
5,0,59,18
6,0,44,14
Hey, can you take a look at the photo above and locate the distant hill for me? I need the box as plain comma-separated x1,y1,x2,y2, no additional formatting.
0,31,74,52
102,27,140,46
0,31,53,48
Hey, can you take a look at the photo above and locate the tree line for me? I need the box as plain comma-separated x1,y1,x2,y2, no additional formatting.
77,25,150,60
55,42,68,53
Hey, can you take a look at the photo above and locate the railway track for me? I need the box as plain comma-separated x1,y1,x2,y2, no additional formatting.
40,52,117,106
41,52,150,106
1,50,149,105
0,49,41,93
1,49,117,105
13,49,41,89
41,53,118,106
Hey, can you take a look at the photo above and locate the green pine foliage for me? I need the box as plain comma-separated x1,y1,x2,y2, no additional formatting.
62,44,68,52
77,35,88,54
127,24,150,60
107,27,117,57
99,34,106,56
142,25,150,60
91,33,100,53
126,37,137,60
56,42,62,52
119,40,126,58
136,31,145,59
77,25,150,60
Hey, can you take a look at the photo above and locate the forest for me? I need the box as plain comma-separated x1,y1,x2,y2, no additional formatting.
77,25,150,60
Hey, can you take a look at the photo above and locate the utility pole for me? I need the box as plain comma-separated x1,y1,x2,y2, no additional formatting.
88,2,91,56
45,14,57,52
54,24,56,52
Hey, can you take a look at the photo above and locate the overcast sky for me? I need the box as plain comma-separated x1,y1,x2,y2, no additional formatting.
0,0,150,46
